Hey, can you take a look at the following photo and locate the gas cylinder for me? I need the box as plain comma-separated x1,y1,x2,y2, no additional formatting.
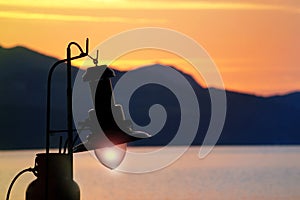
26,153,80,200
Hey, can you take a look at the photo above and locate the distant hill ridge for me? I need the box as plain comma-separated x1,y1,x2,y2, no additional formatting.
0,46,299,149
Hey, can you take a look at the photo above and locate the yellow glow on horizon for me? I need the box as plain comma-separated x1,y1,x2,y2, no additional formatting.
0,0,299,13
75,49,207,87
0,10,166,23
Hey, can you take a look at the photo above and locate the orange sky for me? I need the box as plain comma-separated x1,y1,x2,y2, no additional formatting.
0,0,299,96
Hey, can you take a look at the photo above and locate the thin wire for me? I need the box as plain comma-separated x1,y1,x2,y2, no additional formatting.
6,168,34,200
72,133,80,147
63,138,69,154
87,50,99,66
59,136,63,154
63,127,85,154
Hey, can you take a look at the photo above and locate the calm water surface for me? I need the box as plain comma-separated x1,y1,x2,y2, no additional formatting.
1,146,300,200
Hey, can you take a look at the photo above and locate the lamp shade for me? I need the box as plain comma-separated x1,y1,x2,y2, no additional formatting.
73,65,151,153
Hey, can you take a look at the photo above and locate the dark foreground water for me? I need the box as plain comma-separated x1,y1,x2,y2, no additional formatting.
1,146,300,200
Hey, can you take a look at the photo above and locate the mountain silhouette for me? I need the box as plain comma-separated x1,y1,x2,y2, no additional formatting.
0,45,299,149
0,46,77,149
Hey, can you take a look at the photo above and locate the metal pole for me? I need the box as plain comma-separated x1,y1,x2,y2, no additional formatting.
66,45,73,179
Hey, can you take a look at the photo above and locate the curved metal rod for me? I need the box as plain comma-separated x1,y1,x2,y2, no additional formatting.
68,42,85,54
67,38,89,56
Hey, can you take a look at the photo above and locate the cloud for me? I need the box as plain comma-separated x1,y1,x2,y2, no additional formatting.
0,10,167,24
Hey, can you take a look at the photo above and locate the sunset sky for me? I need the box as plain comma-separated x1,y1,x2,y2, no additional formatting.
0,0,299,96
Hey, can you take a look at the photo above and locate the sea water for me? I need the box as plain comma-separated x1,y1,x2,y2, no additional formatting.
1,146,300,200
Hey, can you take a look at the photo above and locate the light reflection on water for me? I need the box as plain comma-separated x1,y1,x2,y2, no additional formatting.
1,146,300,200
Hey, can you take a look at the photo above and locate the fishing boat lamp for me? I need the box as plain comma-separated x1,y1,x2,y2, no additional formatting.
6,39,151,200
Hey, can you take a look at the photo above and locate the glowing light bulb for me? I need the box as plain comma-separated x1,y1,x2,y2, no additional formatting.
95,143,127,170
